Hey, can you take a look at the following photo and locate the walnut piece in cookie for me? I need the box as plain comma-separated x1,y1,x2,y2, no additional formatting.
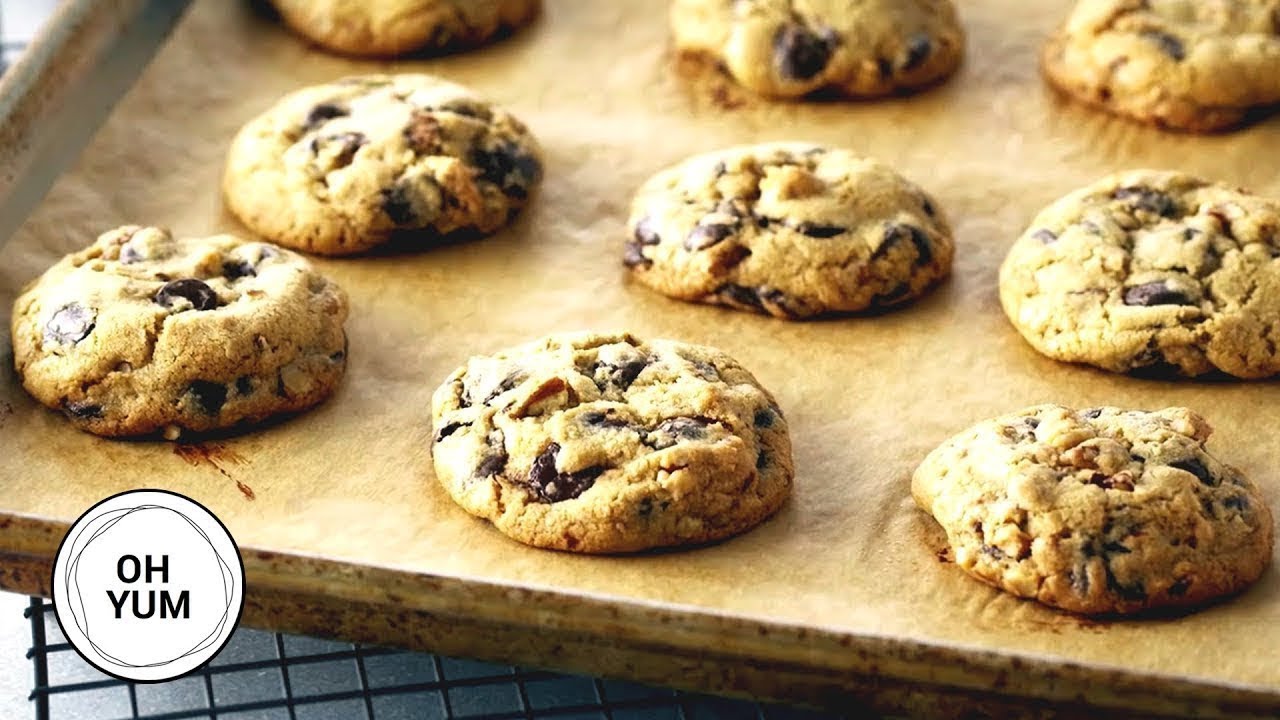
10,225,349,438
913,405,1273,615
271,0,541,58
1000,169,1280,379
429,331,793,552
1042,0,1280,132
671,0,964,99
626,142,953,319
223,74,542,256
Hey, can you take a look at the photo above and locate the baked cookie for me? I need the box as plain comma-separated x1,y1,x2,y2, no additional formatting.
625,143,953,319
671,0,964,98
913,405,1274,615
1000,169,1280,379
223,74,542,256
430,332,792,552
1042,0,1280,132
10,225,349,439
270,0,540,58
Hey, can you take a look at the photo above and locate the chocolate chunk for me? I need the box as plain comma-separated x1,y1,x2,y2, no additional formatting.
753,407,776,428
774,24,835,81
1167,577,1191,597
156,279,218,311
756,449,769,470
757,287,806,318
649,417,712,449
1082,408,1104,419
1104,565,1147,602
189,381,227,415
876,223,933,266
485,371,528,403
625,217,662,268
634,216,661,246
44,303,96,346
608,357,648,389
404,110,441,154
222,259,256,279
1169,458,1215,486
235,376,254,395
581,410,630,428
1031,229,1058,244
311,131,366,167
63,400,103,419
716,283,766,312
471,142,542,199
381,182,418,225
793,222,845,238
303,103,347,131
1143,30,1185,61
686,223,735,251
1122,281,1193,307
901,33,933,70
434,420,469,442
1113,187,1177,217
1222,495,1250,512
526,443,603,503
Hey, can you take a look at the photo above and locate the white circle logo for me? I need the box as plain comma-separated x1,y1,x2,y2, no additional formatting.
52,489,245,682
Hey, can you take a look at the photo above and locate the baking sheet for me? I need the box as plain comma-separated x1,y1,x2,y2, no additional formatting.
0,0,1278,710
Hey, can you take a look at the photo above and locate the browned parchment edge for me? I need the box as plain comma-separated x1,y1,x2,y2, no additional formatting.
0,513,1273,719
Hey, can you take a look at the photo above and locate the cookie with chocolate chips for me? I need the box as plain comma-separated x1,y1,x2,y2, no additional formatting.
625,143,953,319
1043,0,1280,132
913,405,1273,615
429,332,793,552
671,0,963,98
223,74,542,255
1000,170,1280,378
10,226,349,438
271,0,539,58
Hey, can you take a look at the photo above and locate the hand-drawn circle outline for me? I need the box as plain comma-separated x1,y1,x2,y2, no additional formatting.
51,489,245,683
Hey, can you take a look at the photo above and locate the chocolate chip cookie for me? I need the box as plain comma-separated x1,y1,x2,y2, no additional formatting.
671,0,964,98
271,0,540,58
430,332,793,552
10,226,349,438
1000,170,1280,379
223,74,542,256
625,143,953,319
1042,0,1280,132
913,405,1273,615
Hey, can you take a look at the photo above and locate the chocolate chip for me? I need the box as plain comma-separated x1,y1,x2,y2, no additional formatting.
871,284,911,307
877,224,933,266
1122,281,1193,307
716,283,766,312
757,287,806,318
1113,187,1177,217
435,99,492,120
774,24,835,81
475,431,508,478
404,110,441,154
900,33,933,70
625,217,661,268
527,443,603,503
1222,495,1250,512
686,223,735,251
1167,577,1191,596
1169,458,1215,486
793,222,845,238
235,376,254,395
753,408,776,428
311,131,366,167
921,196,936,217
649,417,712,449
381,181,418,225
1083,408,1104,419
189,381,227,415
484,371,528,403
1143,30,1185,61
63,400,103,419
981,544,1006,560
44,303,96,345
120,245,143,264
608,358,648,389
581,410,630,428
222,260,256,279
756,449,769,470
434,420,469,442
1104,565,1147,602
303,103,347,131
471,142,542,199
1032,229,1057,244
156,279,218,311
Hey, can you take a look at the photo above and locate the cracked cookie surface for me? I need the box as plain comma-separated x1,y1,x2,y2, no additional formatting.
671,0,963,98
429,332,793,552
223,74,542,256
913,405,1273,615
10,226,349,438
625,143,953,319
1000,170,1280,378
271,0,540,58
1042,0,1280,132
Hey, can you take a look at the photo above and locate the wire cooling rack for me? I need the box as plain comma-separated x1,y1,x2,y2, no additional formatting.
25,599,848,720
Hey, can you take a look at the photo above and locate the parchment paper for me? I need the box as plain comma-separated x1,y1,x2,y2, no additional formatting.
1,0,1278,695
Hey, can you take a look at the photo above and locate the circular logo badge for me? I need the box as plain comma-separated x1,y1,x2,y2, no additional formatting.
52,489,245,682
